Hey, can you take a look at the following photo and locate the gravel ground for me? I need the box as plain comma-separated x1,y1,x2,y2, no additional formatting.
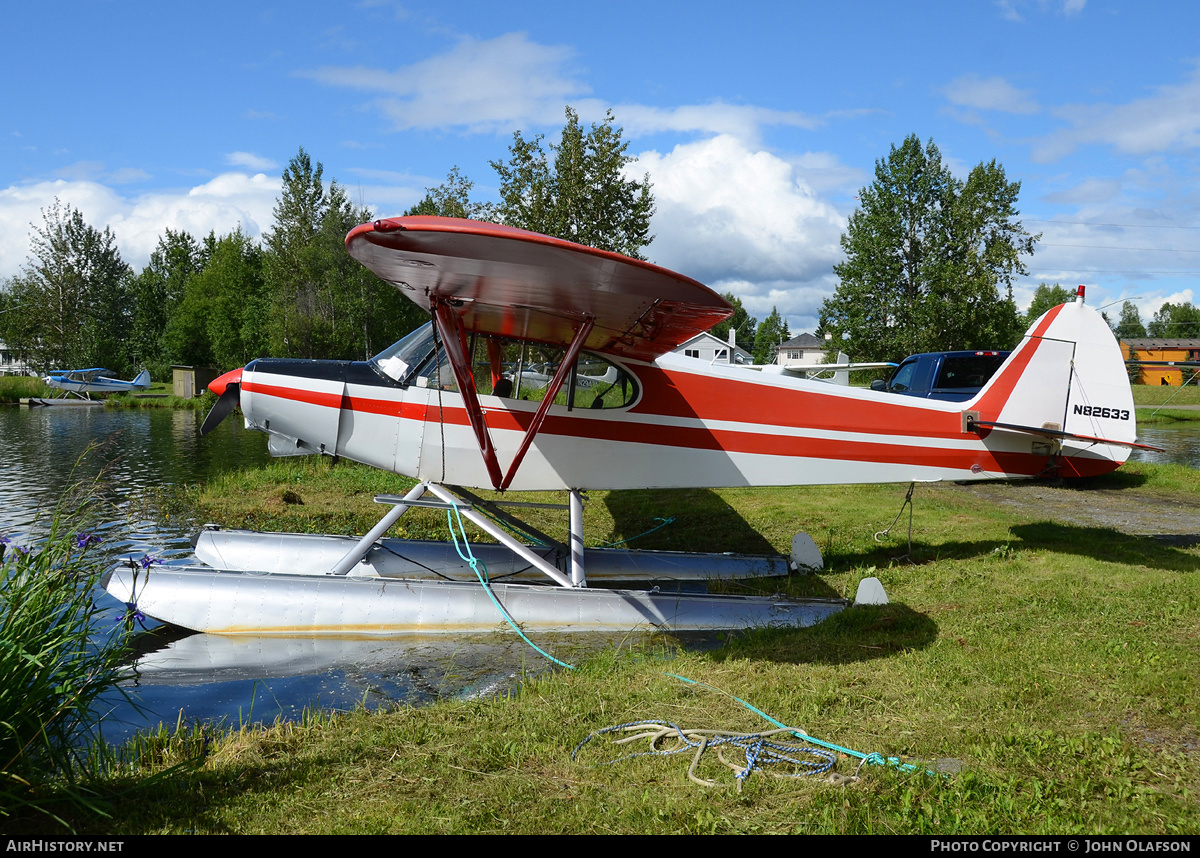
944,478,1200,546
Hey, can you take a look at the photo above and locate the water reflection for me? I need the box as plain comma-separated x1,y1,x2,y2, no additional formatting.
1131,424,1200,468
1,406,597,741
102,631,575,744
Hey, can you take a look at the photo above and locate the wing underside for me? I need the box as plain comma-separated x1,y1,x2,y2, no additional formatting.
346,217,733,361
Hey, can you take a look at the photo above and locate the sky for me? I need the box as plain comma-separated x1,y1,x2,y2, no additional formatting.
2,0,1198,338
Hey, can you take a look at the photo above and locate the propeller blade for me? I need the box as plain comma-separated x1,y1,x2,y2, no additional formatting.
201,382,240,436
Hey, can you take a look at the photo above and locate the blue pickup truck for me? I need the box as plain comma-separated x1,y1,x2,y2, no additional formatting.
870,350,1011,402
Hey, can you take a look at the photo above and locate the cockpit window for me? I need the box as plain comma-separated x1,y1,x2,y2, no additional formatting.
370,322,437,385
410,331,638,409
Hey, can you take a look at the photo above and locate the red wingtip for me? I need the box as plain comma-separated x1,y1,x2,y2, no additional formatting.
209,368,243,396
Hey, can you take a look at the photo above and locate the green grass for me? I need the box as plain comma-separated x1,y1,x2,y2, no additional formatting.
0,375,48,403
7,457,1189,833
105,387,214,410
1132,384,1200,407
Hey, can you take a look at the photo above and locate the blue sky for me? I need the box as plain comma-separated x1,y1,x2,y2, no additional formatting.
2,0,1197,337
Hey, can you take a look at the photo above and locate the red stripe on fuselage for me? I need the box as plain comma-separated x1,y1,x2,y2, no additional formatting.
632,366,966,439
415,400,1050,475
243,379,432,422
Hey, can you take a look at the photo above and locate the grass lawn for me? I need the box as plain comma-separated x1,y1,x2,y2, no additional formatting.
12,456,1198,834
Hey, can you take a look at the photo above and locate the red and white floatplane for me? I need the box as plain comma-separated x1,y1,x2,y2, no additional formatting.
105,217,1144,636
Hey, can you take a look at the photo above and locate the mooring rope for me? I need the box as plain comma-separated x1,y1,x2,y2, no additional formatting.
444,501,576,670
874,481,915,557
442,494,930,786
598,516,676,547
571,720,839,791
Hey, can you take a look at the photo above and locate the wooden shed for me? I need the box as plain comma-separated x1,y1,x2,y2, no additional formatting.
171,365,224,399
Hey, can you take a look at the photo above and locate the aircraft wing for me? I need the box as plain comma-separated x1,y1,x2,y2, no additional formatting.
64,368,110,382
346,217,733,361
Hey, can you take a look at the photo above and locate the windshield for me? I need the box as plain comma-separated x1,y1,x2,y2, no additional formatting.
369,322,436,385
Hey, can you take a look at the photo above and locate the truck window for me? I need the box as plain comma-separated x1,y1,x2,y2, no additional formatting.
934,355,1007,390
889,361,917,392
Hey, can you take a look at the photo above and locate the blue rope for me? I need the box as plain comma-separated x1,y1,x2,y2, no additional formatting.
663,672,931,777
598,516,675,547
444,503,575,671
570,719,837,786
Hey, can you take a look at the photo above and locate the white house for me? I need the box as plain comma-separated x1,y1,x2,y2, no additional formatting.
0,340,32,376
775,332,829,366
673,331,753,365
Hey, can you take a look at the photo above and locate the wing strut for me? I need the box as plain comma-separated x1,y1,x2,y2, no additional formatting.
500,316,594,491
432,300,595,492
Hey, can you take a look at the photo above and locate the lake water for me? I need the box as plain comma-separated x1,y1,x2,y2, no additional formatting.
1,404,1196,743
0,405,578,744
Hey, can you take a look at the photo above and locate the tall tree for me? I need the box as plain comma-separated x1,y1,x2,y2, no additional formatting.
819,136,1036,362
710,292,757,353
1115,301,1147,339
752,307,790,365
406,166,493,220
264,148,332,358
129,229,203,377
1024,282,1075,329
491,107,655,258
3,200,132,374
1147,301,1200,338
163,229,266,369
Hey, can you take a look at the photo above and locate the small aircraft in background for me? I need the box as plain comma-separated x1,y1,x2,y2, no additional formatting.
43,368,151,398
107,217,1149,637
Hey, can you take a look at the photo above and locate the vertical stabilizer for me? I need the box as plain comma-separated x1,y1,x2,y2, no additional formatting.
969,300,1135,475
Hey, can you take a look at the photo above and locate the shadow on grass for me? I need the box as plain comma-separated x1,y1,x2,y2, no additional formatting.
818,522,1198,575
4,749,334,835
603,488,778,555
712,602,937,666
1009,521,1200,571
1061,470,1150,491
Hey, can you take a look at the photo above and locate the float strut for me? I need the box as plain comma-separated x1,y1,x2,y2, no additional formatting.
328,482,429,575
569,489,586,588
424,483,575,588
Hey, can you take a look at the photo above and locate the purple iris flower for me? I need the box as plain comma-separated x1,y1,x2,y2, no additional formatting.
75,532,102,549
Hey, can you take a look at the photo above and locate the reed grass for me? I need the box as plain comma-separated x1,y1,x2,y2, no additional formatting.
0,375,47,403
0,471,131,826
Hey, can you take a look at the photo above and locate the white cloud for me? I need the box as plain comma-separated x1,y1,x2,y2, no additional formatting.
1041,177,1122,205
943,74,1038,114
305,32,591,133
996,0,1087,22
635,135,847,333
226,151,278,171
612,102,825,144
304,32,861,146
1033,61,1200,161
0,173,281,278
108,167,152,185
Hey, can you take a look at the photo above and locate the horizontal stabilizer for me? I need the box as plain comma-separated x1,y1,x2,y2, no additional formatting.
968,418,1163,452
